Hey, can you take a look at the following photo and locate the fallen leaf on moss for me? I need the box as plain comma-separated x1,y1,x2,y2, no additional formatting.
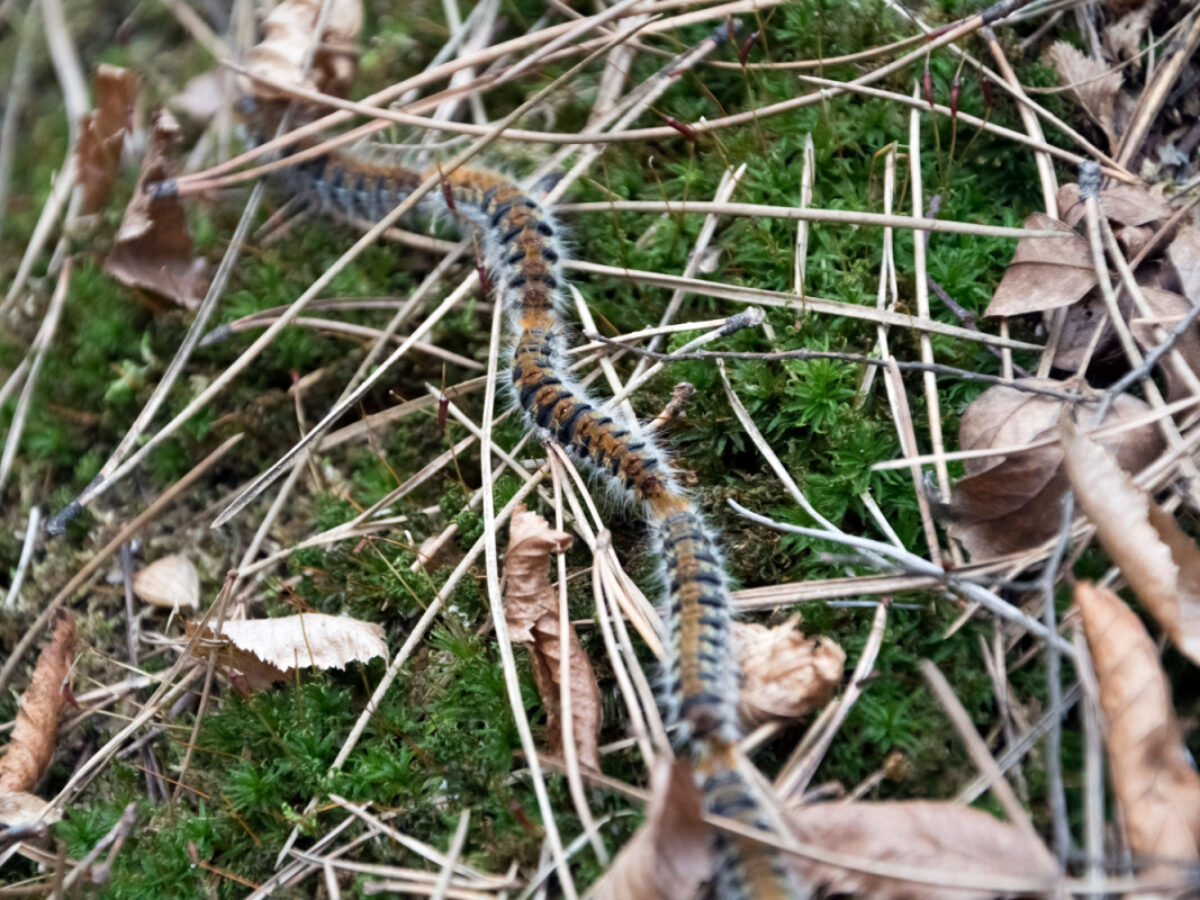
948,381,1162,559
133,554,200,611
504,505,601,771
786,800,1059,900
1074,581,1200,869
1047,41,1123,145
191,613,387,690
734,616,844,727
984,214,1096,317
78,64,139,215
104,110,205,309
1061,418,1200,664
243,0,363,100
0,612,76,793
586,757,712,900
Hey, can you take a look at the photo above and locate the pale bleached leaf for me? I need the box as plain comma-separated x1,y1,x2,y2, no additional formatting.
1166,224,1200,304
504,505,601,771
734,616,844,727
786,800,1060,900
195,613,387,690
586,758,712,900
133,554,200,611
1061,418,1200,663
949,382,1162,559
985,214,1096,317
1074,581,1200,868
242,0,363,100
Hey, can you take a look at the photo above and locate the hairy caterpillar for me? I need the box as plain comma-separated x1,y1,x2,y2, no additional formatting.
242,101,801,897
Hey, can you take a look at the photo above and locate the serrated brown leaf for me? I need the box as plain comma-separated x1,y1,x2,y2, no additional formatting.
734,616,844,727
243,0,363,100
1047,41,1123,145
1074,581,1200,868
133,554,200,611
1166,224,1200,304
191,613,387,690
984,214,1096,317
586,758,712,900
104,109,205,309
1061,418,1200,663
503,505,601,771
948,381,1162,559
1128,286,1200,403
785,800,1059,900
0,613,76,793
77,65,139,215
1057,181,1173,229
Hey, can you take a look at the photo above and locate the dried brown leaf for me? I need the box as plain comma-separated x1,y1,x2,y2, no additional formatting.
1128,285,1200,403
0,613,76,793
1102,3,1156,72
733,616,844,727
984,214,1096,317
192,613,387,690
1061,418,1200,663
1166,224,1200,304
503,505,601,771
78,65,139,215
1047,41,1123,145
786,800,1059,900
133,554,200,611
1057,181,1173,228
243,0,363,100
1074,581,1200,867
586,758,712,900
949,381,1162,559
104,110,205,309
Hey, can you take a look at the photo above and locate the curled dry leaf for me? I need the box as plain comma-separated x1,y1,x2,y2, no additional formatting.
191,613,387,690
0,612,76,793
503,505,601,771
1057,181,1173,229
786,800,1059,900
78,64,139,215
1074,581,1200,868
1061,418,1200,663
733,616,844,727
1165,224,1200,304
1047,41,1123,145
948,381,1162,559
243,0,363,100
984,214,1096,317
133,554,200,611
1128,285,1200,403
586,758,712,900
104,110,206,309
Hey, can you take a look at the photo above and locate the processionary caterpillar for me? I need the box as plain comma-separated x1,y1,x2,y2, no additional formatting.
241,77,801,897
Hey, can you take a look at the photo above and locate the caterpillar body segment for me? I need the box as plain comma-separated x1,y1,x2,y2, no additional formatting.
699,742,806,900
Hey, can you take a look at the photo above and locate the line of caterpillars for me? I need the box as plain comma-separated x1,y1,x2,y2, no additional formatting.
250,112,800,898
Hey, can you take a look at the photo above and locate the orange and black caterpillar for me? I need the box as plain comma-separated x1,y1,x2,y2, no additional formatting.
243,110,802,897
